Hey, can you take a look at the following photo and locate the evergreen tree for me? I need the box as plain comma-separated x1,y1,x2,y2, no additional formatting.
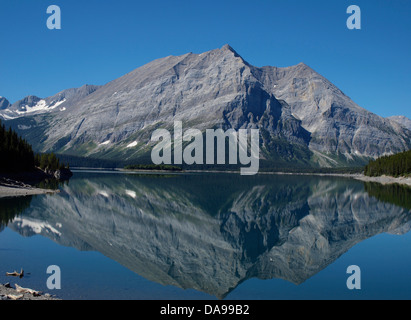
364,150,411,177
0,120,68,173
0,119,35,172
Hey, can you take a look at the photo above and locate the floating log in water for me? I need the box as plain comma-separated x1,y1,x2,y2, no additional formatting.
6,268,24,278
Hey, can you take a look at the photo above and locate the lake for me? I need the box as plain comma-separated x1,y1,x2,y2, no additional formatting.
1,170,411,300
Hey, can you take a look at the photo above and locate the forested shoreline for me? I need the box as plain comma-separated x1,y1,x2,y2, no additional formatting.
0,120,34,172
0,120,71,181
364,150,411,177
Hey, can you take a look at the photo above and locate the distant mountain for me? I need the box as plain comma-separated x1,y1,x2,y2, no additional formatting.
1,45,410,168
1,85,100,119
0,97,11,111
388,115,411,131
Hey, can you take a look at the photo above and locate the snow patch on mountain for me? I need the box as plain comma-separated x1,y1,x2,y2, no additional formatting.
126,141,138,148
50,98,67,109
15,99,48,114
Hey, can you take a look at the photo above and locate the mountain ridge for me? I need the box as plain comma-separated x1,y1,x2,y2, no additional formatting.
388,115,411,131
1,44,410,168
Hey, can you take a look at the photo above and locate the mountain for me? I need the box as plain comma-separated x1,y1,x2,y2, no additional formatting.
388,115,411,131
0,97,11,111
250,63,411,165
1,45,410,168
1,85,100,119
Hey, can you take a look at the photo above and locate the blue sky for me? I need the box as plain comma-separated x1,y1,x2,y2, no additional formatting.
0,0,410,118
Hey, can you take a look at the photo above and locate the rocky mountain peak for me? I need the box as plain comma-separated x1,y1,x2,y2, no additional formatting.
220,44,240,55
2,45,410,168
10,95,42,113
388,115,411,131
0,97,11,110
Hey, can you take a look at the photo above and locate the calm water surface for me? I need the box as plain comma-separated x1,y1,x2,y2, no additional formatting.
1,171,411,300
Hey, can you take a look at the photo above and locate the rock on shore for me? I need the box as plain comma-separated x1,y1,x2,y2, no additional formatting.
0,283,60,300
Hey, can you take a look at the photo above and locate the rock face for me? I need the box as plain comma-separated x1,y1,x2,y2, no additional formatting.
1,45,410,168
0,97,11,111
250,63,411,165
1,85,100,117
6,174,411,298
388,115,411,131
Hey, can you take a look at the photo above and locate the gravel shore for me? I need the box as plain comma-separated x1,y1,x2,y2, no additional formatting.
352,174,411,187
258,172,411,187
0,178,59,198
0,283,60,300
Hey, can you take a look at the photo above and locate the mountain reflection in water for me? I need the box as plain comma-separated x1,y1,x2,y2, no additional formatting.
3,172,411,299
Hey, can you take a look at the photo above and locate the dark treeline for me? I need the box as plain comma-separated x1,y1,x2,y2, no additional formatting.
56,154,122,168
0,119,35,172
364,150,411,177
0,120,68,173
364,182,411,211
259,166,364,174
124,164,183,171
34,153,68,171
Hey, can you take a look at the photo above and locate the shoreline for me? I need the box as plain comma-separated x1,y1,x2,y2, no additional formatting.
352,174,411,187
1,169,409,199
260,172,411,186
115,169,411,187
0,178,59,198
0,283,60,300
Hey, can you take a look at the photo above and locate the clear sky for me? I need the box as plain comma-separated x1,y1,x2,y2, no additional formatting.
0,0,410,118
